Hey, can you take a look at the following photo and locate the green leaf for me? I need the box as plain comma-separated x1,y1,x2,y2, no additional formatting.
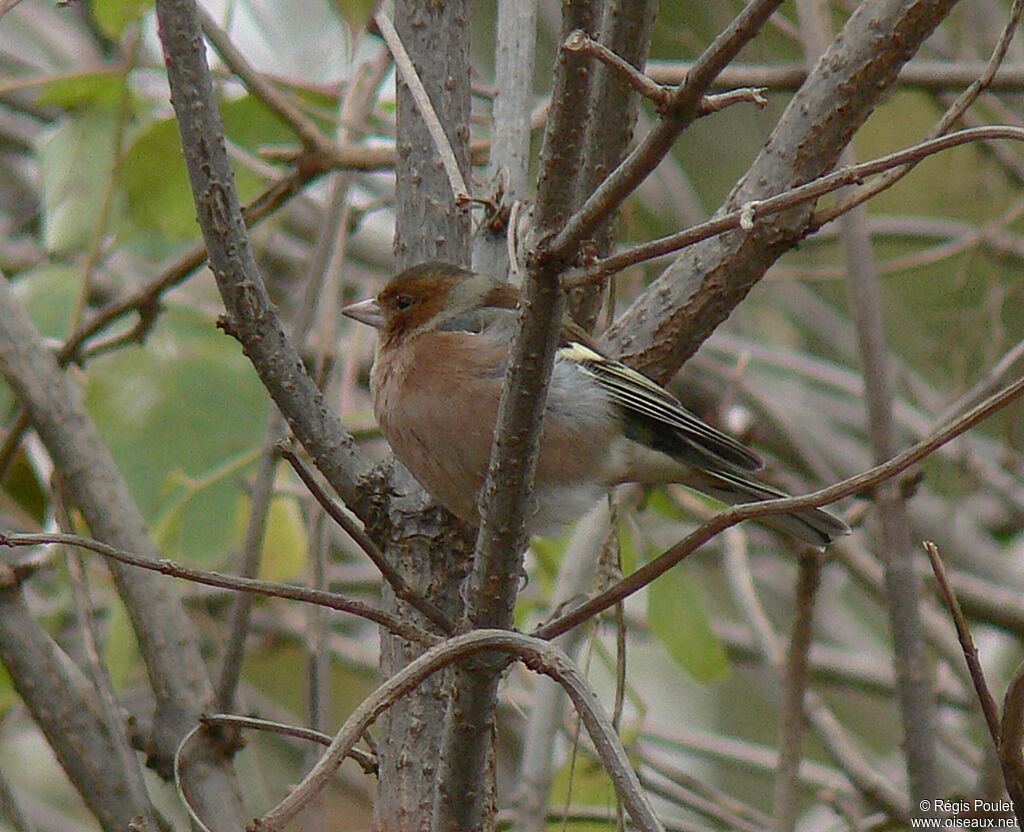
530,531,571,584
0,663,14,714
9,262,80,339
639,486,688,521
0,449,47,527
327,0,378,31
549,752,617,818
118,117,196,240
84,305,269,562
151,474,187,554
647,566,729,682
37,70,125,109
37,108,118,253
233,486,308,583
120,95,297,241
220,94,309,152
152,450,262,556
104,598,142,691
616,519,638,576
92,0,153,38
0,267,72,520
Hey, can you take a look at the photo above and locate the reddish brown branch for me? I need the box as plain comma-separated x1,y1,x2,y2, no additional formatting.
0,530,438,646
279,445,454,634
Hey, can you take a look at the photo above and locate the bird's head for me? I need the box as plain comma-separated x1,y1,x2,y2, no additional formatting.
342,261,517,347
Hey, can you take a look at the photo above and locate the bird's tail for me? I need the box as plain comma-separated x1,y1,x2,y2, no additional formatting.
698,469,850,549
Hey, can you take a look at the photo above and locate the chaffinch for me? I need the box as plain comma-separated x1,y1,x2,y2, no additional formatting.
342,261,849,547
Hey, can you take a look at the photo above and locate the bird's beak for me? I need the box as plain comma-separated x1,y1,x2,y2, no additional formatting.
341,298,386,329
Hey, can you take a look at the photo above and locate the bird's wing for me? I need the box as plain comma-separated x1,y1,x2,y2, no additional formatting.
559,340,764,472
457,287,763,472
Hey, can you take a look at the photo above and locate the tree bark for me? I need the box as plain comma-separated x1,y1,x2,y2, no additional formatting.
376,2,475,829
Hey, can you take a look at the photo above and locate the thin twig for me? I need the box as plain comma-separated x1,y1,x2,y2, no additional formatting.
924,538,1024,822
173,725,216,832
255,630,665,832
54,489,158,827
646,59,1024,92
722,531,906,819
698,86,769,115
0,530,438,646
562,125,1024,288
535,372,1024,641
638,727,850,794
562,29,669,108
836,539,977,698
215,411,282,712
278,445,453,634
198,7,337,158
775,197,1024,280
306,510,330,741
262,138,491,171
936,336,1024,425
772,550,823,832
922,541,1001,744
63,166,312,365
640,751,772,830
640,767,762,832
814,0,1024,225
373,10,470,202
542,0,785,263
68,31,140,335
512,502,611,832
200,713,377,773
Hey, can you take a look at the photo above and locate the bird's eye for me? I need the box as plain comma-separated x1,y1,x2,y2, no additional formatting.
395,295,415,310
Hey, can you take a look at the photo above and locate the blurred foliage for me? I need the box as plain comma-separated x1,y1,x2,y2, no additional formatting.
0,1,1022,830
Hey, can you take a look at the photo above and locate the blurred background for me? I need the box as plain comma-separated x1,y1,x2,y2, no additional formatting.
0,1,1022,829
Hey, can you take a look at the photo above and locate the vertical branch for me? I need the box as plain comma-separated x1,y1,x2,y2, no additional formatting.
376,2,476,829
532,0,605,241
392,1,472,267
723,529,909,818
795,0,939,811
0,573,160,830
512,503,611,832
473,0,539,277
216,410,281,712
0,269,245,828
569,0,659,329
434,4,616,829
771,551,822,832
842,169,939,807
435,256,569,832
306,512,331,741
